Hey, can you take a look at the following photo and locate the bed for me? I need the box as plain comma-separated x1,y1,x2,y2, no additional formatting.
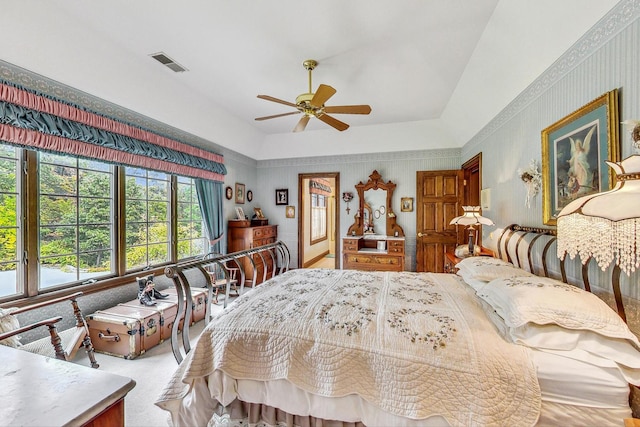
155,226,640,426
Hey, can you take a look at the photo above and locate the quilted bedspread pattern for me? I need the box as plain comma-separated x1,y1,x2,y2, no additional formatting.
156,269,540,426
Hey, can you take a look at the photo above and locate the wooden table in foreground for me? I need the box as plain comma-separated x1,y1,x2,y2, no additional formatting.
0,344,135,427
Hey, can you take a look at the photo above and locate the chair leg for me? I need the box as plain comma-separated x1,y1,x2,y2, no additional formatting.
82,334,100,369
47,325,66,361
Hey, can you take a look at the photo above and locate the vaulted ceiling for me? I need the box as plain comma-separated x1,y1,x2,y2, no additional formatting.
3,1,619,160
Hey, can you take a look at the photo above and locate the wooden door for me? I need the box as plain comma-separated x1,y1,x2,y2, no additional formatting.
416,170,464,272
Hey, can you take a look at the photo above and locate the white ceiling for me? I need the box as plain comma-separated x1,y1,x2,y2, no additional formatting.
2,1,620,160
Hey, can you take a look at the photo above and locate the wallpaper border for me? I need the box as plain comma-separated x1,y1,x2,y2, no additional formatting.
465,0,640,152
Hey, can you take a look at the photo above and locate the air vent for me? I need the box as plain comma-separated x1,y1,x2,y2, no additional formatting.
150,52,188,72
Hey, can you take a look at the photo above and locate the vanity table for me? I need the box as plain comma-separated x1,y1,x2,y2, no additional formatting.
343,170,406,271
343,235,405,271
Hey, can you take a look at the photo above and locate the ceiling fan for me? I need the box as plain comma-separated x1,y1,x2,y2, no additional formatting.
255,59,371,132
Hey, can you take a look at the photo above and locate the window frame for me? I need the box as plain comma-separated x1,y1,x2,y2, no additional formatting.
0,145,207,305
309,193,328,245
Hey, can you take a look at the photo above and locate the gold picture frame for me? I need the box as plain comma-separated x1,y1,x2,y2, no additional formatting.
285,205,295,218
254,207,265,219
541,89,619,225
400,197,413,212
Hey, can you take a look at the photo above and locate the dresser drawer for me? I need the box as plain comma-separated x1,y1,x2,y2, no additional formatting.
253,226,276,240
343,240,358,252
388,240,404,254
345,253,400,266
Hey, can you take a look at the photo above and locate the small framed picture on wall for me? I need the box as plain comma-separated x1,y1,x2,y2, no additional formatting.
275,189,288,205
285,205,295,218
235,183,245,204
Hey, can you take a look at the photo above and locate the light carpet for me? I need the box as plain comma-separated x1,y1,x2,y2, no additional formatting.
74,298,232,427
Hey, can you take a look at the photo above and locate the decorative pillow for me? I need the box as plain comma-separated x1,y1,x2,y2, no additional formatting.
455,256,533,282
456,269,490,291
478,277,640,383
0,307,22,348
477,275,634,339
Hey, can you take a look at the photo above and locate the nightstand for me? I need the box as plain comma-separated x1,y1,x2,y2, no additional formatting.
444,247,494,273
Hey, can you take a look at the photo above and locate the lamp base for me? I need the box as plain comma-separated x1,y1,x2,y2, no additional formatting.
454,244,481,258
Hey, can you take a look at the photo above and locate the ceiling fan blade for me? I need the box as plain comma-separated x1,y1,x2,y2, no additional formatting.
317,113,349,132
324,105,372,115
310,84,336,108
257,95,298,108
293,115,311,132
255,111,301,121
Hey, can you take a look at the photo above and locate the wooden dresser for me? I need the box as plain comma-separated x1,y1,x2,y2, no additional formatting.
228,222,278,285
342,236,405,272
1,344,135,427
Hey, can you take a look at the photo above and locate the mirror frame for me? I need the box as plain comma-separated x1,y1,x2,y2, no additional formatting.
347,170,405,237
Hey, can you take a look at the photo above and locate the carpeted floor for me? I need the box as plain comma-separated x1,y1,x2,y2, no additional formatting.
74,298,232,427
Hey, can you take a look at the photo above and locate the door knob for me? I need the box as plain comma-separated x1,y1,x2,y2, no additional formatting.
417,232,424,238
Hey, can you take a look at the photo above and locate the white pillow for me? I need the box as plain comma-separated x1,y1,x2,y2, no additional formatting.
456,256,532,282
456,268,490,291
477,275,634,339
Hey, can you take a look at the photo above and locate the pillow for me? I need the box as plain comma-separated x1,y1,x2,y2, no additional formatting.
0,307,22,348
477,277,640,382
456,268,491,291
455,256,533,282
477,275,634,339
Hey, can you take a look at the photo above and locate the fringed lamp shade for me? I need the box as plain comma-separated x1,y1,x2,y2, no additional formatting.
557,155,640,276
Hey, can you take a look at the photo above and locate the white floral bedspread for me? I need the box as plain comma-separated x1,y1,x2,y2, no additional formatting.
156,269,540,426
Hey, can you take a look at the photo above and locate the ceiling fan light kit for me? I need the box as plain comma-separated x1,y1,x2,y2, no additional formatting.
255,59,371,132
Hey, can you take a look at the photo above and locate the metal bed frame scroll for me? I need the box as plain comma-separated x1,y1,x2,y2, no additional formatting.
164,241,291,364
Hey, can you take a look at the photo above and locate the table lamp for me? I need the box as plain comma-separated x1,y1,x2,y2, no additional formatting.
450,206,494,258
557,154,640,322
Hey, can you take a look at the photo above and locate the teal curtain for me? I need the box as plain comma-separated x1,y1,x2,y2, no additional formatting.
195,179,225,254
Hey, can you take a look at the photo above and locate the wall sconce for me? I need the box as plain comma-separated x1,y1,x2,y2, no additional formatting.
622,120,640,151
342,192,353,214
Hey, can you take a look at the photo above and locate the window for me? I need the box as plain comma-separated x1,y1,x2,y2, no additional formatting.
0,145,21,298
124,168,171,271
38,153,115,289
176,176,206,259
0,143,209,302
310,193,327,244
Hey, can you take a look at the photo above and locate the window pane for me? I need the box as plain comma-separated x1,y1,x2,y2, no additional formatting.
39,154,114,289
40,226,77,254
79,198,112,224
39,164,77,196
39,195,77,226
175,176,205,260
79,169,111,196
148,201,169,222
79,225,111,251
0,144,20,297
125,168,171,270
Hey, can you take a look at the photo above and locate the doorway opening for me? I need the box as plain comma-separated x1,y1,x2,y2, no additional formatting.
298,172,340,269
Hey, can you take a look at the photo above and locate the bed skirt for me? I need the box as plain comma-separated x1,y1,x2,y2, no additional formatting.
210,400,364,427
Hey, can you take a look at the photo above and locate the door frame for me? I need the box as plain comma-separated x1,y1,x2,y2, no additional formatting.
461,153,482,246
297,172,340,269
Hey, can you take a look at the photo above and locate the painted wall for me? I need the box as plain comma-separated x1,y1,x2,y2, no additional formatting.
460,5,640,299
254,148,461,270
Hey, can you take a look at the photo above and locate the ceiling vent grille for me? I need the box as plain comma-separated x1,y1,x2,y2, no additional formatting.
150,52,188,72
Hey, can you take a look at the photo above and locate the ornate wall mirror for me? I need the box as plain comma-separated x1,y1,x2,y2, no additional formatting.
347,170,404,237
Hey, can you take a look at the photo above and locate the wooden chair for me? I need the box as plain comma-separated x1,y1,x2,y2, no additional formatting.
0,292,99,368
203,253,239,305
